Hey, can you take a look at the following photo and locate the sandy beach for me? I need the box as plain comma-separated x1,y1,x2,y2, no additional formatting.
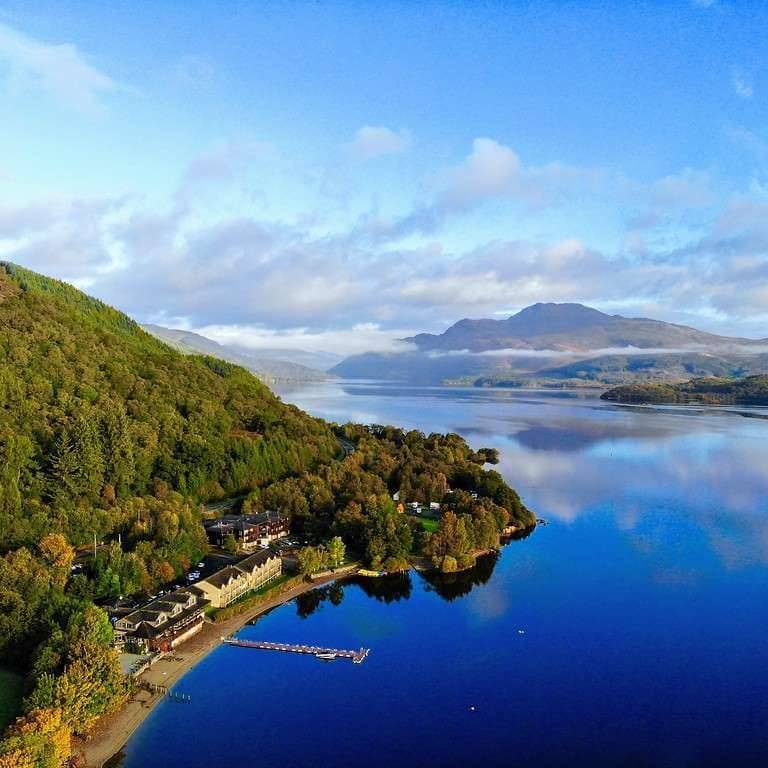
79,566,359,768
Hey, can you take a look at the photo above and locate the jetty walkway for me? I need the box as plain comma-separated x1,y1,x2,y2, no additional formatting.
223,637,370,663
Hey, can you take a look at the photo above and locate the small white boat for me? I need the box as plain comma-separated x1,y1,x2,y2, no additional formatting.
315,652,338,661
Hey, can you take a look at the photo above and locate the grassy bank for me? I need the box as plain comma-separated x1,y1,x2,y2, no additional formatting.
0,669,23,731
418,517,440,534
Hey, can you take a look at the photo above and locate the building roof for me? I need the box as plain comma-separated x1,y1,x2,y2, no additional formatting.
129,600,208,640
203,565,247,589
162,592,194,606
241,510,285,525
204,511,286,531
122,588,205,628
236,549,278,571
199,550,278,589
125,608,165,625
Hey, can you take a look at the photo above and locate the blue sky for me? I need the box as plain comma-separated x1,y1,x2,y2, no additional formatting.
1,0,767,354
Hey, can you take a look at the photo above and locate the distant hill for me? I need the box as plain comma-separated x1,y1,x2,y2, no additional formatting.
225,346,343,372
333,303,768,385
142,325,330,383
601,375,768,405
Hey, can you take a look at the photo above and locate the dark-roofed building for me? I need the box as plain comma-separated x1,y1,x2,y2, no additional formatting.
194,549,281,608
203,511,289,551
113,587,208,653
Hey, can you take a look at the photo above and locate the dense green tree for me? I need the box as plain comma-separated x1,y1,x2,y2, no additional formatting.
326,536,346,568
297,546,327,576
223,534,239,555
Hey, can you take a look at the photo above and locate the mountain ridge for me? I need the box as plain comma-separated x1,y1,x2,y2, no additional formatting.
142,324,330,383
334,302,768,385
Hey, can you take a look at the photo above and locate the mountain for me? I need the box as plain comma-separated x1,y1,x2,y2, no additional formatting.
142,325,330,382
333,303,768,385
224,346,343,372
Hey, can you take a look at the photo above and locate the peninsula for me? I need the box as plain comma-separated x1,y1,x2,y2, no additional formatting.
0,264,534,766
601,375,768,406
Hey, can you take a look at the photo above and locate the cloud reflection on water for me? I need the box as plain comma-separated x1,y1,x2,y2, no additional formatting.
279,382,768,572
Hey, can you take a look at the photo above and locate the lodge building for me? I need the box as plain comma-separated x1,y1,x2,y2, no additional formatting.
114,551,282,651
114,588,208,653
203,511,289,551
194,549,282,608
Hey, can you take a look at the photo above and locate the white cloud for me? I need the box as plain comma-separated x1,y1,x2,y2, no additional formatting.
348,125,411,160
732,68,753,99
426,345,709,359
0,197,127,275
651,168,715,209
3,132,768,348
177,138,273,202
437,138,603,211
0,21,117,114
362,139,607,241
195,322,416,357
439,138,522,207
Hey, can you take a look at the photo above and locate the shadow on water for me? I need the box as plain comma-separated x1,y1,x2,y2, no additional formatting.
294,573,414,619
418,551,499,601
293,555,508,619
295,531,533,617
294,581,346,618
104,749,126,768
348,572,413,603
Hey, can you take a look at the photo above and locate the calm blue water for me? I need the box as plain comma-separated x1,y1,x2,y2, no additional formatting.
115,384,768,767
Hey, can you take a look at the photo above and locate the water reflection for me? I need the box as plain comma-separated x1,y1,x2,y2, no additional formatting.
294,581,348,617
349,572,412,603
419,551,499,601
276,381,768,570
292,556,511,618
119,382,768,768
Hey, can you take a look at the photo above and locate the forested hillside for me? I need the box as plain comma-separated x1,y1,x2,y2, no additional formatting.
601,375,768,405
0,262,339,550
0,263,533,765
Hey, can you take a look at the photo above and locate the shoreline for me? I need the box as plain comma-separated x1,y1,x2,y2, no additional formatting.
79,565,359,768
79,534,530,766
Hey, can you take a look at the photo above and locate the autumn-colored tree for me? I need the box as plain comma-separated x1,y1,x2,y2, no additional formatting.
0,707,71,768
24,607,128,737
297,546,327,576
38,534,75,589
101,484,116,507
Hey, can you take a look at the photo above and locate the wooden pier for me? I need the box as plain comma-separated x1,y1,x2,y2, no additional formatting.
141,681,192,702
223,637,370,664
